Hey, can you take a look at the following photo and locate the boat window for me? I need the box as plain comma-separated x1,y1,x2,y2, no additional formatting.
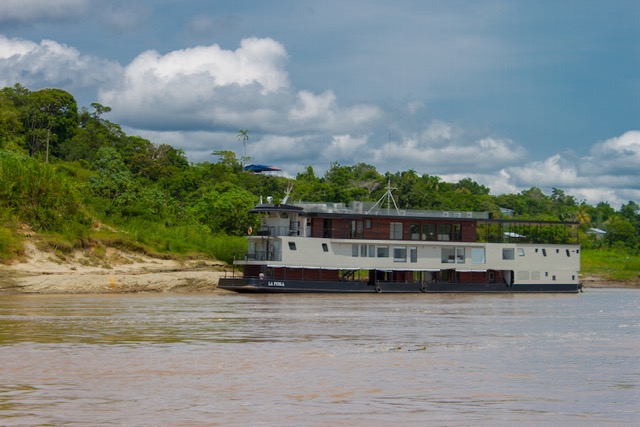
518,248,525,256
453,224,462,241
542,249,547,257
288,242,297,251
566,249,570,257
456,247,465,263
438,224,452,241
393,246,407,262
441,247,455,263
423,223,436,241
350,220,364,238
471,248,485,264
410,224,420,240
360,245,367,257
352,244,358,257
390,222,403,240
410,247,417,263
366,219,372,228
368,245,376,257
323,219,332,238
377,246,389,258
502,248,515,260
322,243,328,252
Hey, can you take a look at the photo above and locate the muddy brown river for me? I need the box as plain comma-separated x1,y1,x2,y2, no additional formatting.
1,289,638,426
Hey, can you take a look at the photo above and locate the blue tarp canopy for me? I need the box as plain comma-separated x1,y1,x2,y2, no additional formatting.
244,164,281,172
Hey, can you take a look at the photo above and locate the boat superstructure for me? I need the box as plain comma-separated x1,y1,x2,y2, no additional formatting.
218,198,582,293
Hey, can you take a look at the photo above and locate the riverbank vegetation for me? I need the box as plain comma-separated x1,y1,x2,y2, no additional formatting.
1,84,639,282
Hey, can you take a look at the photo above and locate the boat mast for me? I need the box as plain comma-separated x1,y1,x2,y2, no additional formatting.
367,134,400,215
366,178,400,215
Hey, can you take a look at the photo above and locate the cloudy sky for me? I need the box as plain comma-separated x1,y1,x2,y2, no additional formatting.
1,0,638,207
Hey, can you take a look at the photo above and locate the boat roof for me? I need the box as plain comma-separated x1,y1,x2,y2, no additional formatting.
292,201,490,220
249,200,578,225
250,203,304,214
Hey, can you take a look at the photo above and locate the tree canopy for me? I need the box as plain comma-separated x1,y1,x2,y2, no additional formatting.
1,84,639,254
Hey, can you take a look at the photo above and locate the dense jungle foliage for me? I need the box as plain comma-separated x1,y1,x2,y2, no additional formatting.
1,84,639,267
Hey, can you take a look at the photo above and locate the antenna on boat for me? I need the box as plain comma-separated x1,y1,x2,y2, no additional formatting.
366,133,400,215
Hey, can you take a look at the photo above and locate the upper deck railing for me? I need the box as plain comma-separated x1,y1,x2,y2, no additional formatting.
294,201,490,219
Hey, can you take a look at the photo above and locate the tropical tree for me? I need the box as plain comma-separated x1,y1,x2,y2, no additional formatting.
236,129,249,164
0,92,23,151
22,88,78,161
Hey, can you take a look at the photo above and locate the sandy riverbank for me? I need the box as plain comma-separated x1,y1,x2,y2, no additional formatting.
0,242,235,294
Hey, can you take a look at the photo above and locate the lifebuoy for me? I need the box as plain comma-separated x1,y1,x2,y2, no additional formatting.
421,284,427,293
248,227,253,235
375,285,382,293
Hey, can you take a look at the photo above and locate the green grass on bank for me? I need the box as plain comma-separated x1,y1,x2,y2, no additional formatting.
581,248,640,281
0,221,247,266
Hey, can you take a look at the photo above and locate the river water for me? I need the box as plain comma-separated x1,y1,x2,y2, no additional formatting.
0,289,638,426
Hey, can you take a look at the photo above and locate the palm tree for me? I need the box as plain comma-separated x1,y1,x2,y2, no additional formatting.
236,129,249,160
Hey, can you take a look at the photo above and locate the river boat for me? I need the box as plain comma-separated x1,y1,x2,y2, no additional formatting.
218,190,582,294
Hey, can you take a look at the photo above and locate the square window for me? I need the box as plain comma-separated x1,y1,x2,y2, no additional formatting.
423,223,436,241
518,248,525,256
471,248,485,264
393,246,407,262
377,246,389,258
502,248,515,260
441,247,455,263
288,242,297,250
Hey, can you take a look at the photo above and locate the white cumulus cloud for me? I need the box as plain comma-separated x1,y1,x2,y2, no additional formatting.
377,121,527,175
100,37,291,129
581,131,640,175
0,35,121,91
